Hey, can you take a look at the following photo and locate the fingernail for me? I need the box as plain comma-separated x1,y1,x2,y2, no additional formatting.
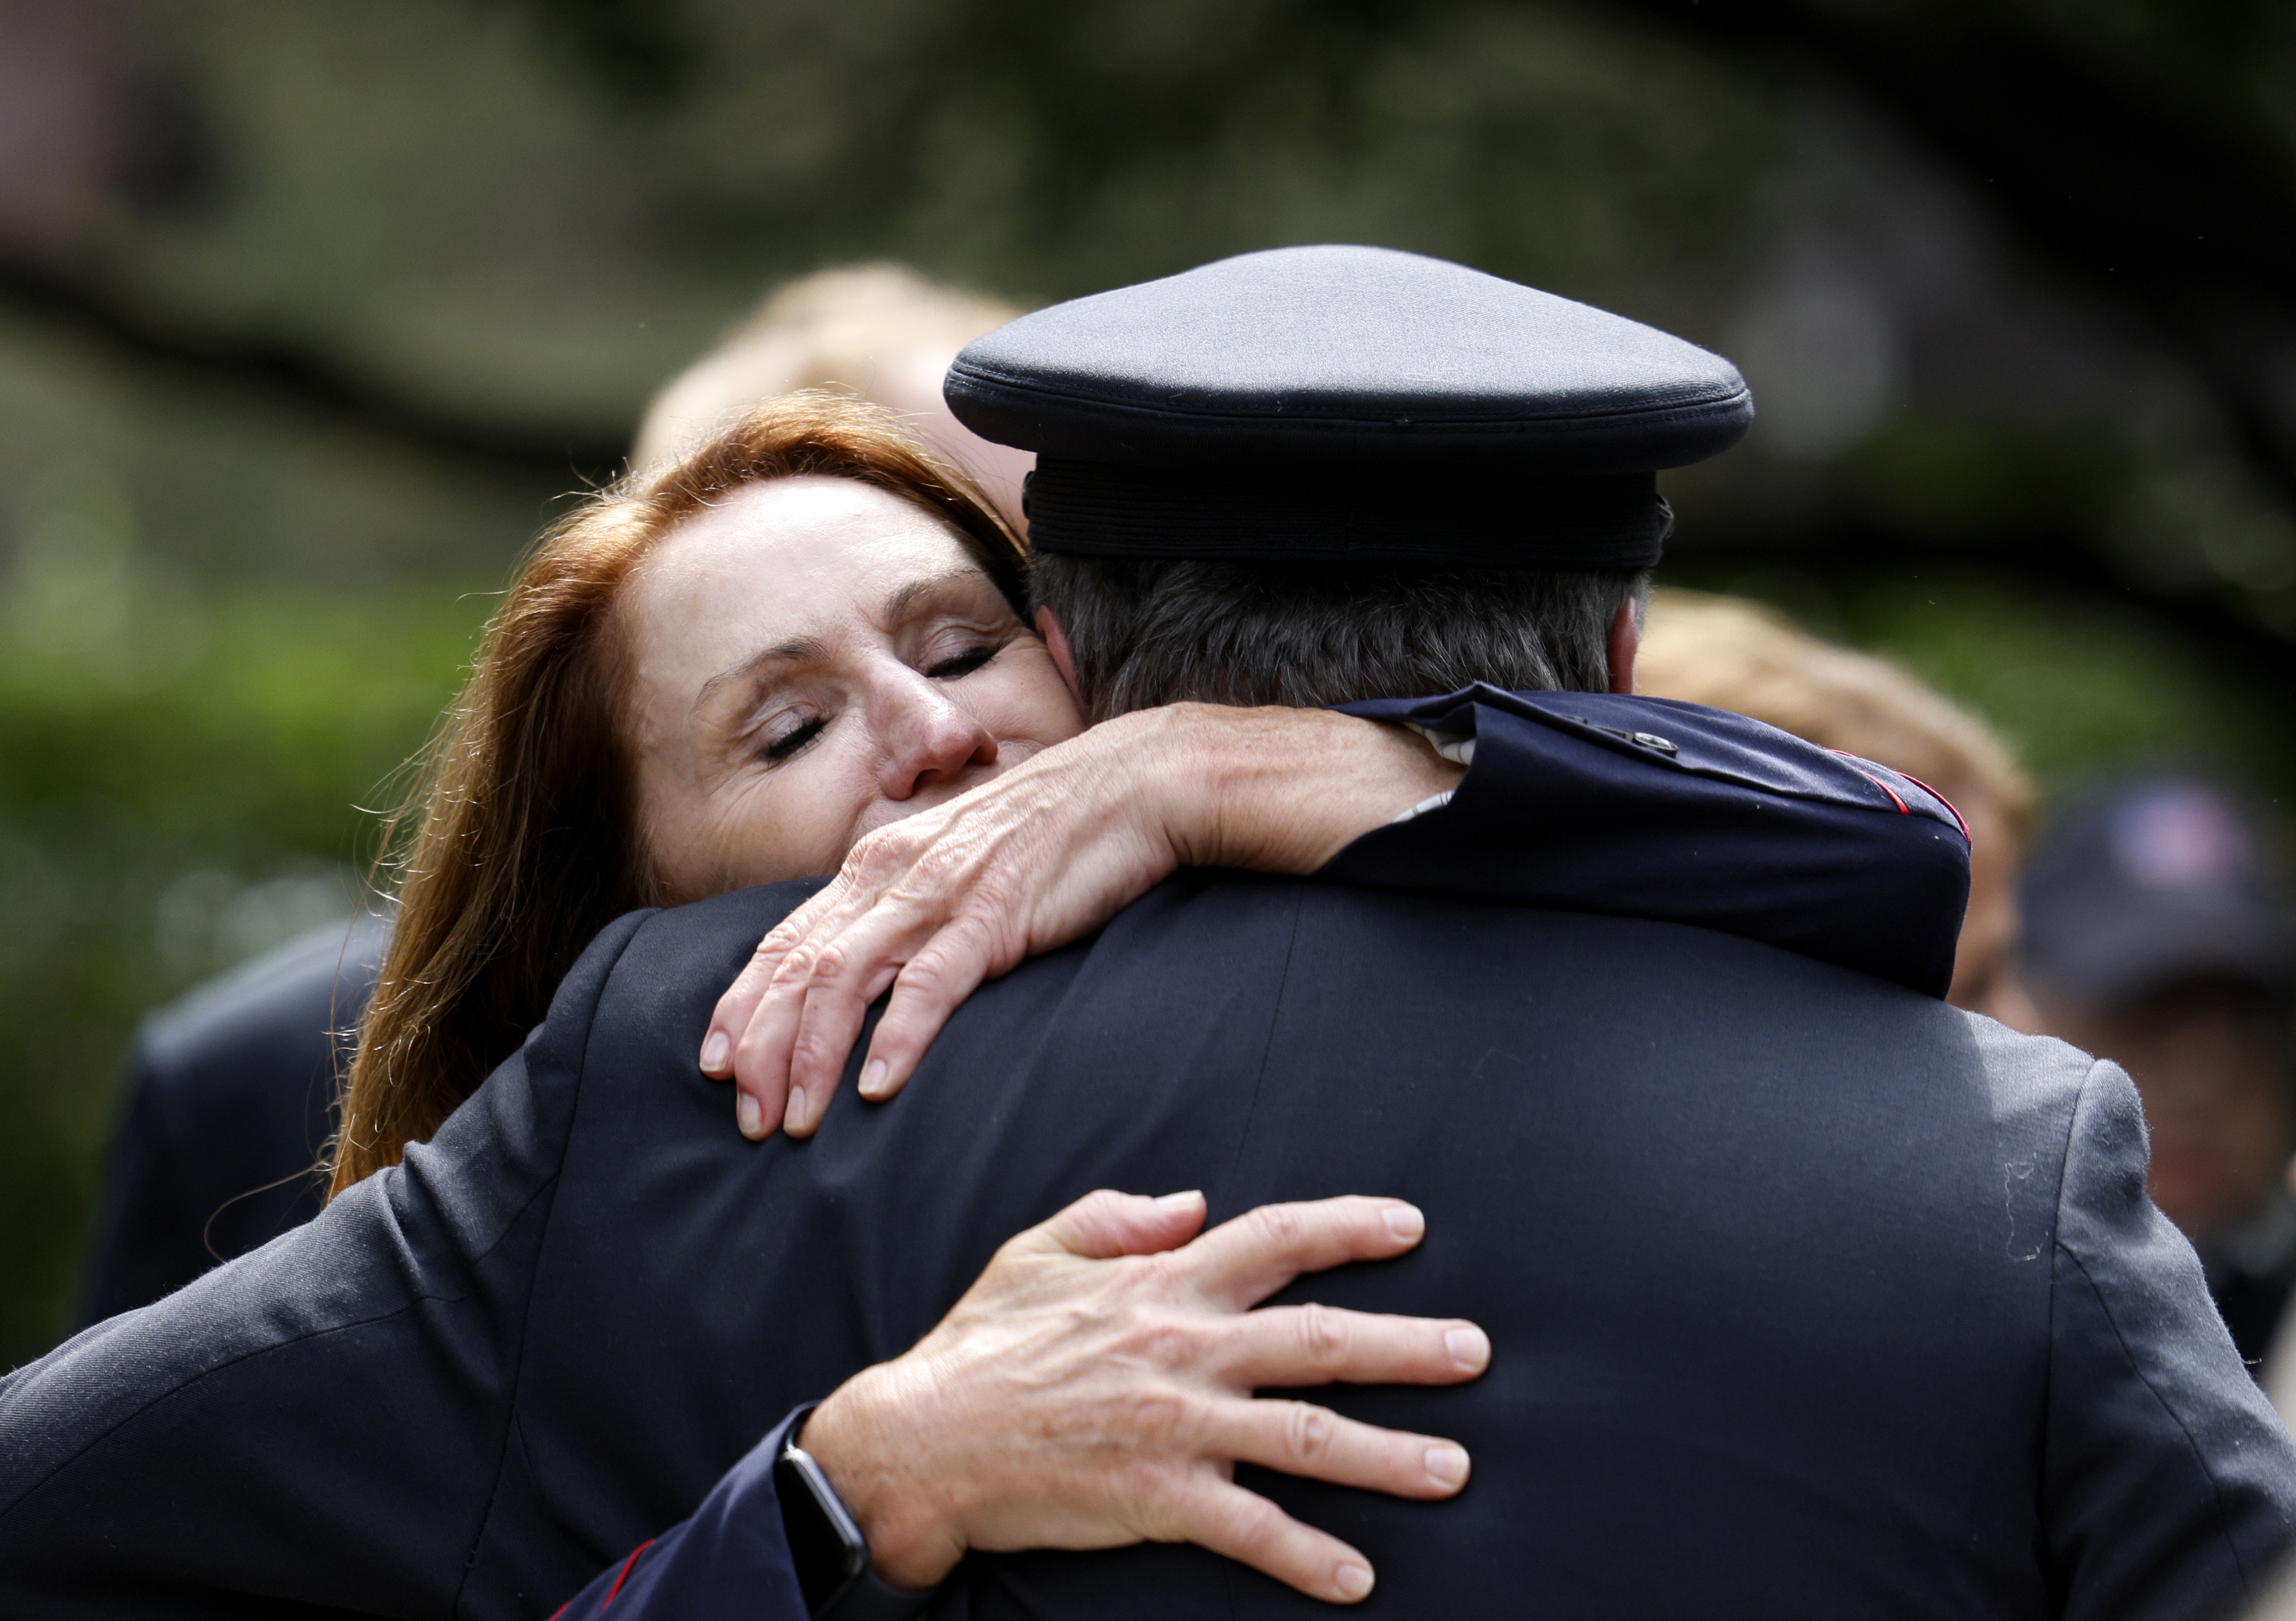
1424,1444,1469,1488
699,1030,730,1073
784,1088,808,1135
1383,1204,1425,1242
1445,1325,1490,1371
1334,1563,1373,1601
736,1092,761,1139
859,1058,889,1099
1157,1189,1203,1211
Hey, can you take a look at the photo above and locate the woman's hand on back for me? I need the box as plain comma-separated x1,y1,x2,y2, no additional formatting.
799,1189,1487,1603
698,704,1460,1139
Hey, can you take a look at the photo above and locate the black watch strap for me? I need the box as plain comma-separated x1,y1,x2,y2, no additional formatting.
775,1405,937,1621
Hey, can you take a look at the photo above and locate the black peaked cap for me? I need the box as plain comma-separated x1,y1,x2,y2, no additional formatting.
944,245,1752,569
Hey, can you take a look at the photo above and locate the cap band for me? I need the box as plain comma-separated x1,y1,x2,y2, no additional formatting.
1023,458,1670,568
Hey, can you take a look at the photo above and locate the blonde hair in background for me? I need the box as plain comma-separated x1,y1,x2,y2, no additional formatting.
1635,588,2034,833
633,263,1025,475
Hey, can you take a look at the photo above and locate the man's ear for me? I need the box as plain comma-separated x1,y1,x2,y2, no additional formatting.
1034,607,1084,711
1607,598,1640,695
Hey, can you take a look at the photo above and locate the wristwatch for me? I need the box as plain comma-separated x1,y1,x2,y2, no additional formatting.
775,1407,937,1621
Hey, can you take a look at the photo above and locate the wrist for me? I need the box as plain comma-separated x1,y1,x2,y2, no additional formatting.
1149,703,1318,868
801,1367,966,1591
1172,705,1450,872
1138,704,1228,867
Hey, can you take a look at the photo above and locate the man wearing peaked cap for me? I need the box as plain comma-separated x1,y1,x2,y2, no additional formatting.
955,245,1745,731
2,247,2287,1621
917,245,2289,1616
951,242,1747,568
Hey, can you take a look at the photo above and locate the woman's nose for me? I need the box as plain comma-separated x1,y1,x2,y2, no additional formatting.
874,673,999,801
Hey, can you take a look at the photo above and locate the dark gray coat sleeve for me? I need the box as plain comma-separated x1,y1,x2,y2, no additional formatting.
0,910,651,1620
72,1042,218,1327
75,915,388,1328
2046,1058,2296,1620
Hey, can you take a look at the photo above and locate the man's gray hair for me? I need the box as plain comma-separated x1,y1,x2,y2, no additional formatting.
1030,556,1650,722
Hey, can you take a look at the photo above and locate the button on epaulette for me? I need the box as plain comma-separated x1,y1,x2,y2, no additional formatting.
1565,715,1678,757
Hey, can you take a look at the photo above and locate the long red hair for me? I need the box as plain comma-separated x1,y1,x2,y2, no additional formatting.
331,394,1025,1196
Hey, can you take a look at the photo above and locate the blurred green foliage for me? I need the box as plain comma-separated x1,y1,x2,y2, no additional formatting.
0,570,482,1356
1846,580,2281,792
1678,563,2296,805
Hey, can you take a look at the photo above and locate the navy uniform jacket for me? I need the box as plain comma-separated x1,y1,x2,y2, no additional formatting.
73,915,390,1327
10,693,2286,1619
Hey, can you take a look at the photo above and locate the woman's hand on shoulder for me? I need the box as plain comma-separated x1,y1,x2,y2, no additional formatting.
699,705,1188,1138
698,704,1460,1140
798,1189,1487,1602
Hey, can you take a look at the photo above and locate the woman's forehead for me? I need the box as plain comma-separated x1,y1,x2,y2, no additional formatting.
667,475,957,565
637,476,976,611
623,475,993,673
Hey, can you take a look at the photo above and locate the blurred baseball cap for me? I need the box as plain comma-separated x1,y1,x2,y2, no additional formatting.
2020,776,2294,1007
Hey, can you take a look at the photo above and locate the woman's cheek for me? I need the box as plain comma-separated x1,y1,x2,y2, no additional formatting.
975,660,1086,747
712,755,874,888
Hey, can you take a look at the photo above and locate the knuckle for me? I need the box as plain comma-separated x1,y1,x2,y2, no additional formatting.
947,855,1013,904
1133,1486,1196,1544
906,839,967,886
893,951,952,998
1075,1186,1128,1221
1222,1490,1286,1557
1134,1248,1194,1299
984,1228,1034,1271
1119,1311,1199,1371
758,920,804,958
1247,1202,1309,1256
1294,1304,1350,1368
1056,1189,1121,1241
809,941,852,987
789,1027,844,1073
766,943,820,990
1282,1401,1336,1465
1108,1384,1193,1448
725,1029,768,1070
943,908,1009,956
856,827,925,879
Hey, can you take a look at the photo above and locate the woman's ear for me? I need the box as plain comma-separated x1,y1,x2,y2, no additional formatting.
1034,607,1084,711
1607,598,1640,695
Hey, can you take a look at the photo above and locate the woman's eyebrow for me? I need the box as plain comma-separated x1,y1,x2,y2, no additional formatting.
881,567,992,625
694,635,828,713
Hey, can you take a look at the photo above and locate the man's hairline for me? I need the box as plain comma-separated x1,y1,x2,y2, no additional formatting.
1031,553,1651,718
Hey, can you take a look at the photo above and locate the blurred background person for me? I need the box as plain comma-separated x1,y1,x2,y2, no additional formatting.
71,262,1030,1327
71,912,387,1326
633,262,1033,526
2019,777,2296,1370
1635,588,2042,1031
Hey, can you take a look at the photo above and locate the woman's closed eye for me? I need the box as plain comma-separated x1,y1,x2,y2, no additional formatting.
924,642,1000,681
761,711,828,765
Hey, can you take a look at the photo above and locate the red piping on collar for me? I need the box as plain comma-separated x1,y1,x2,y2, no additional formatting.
1830,751,1910,816
602,1539,656,1607
1890,767,1971,841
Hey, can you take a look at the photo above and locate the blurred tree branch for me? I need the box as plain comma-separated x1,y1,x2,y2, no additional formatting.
0,0,2289,659
1611,0,2296,517
0,253,629,484
486,0,697,112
